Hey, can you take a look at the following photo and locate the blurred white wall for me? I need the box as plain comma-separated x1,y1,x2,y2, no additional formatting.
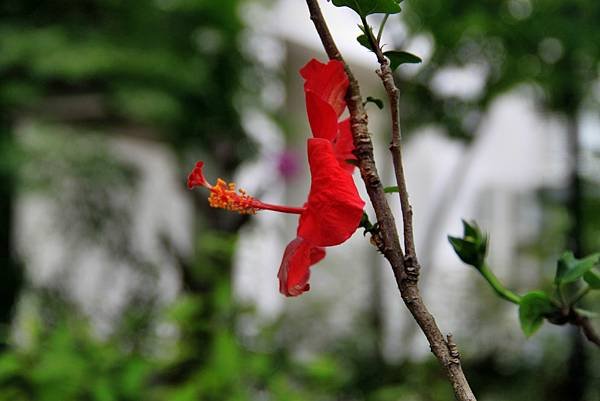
14,125,190,338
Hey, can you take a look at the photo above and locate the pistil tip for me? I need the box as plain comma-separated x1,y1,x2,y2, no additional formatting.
188,161,209,189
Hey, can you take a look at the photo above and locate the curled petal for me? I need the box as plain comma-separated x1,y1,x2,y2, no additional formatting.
333,118,357,173
300,59,349,117
298,138,365,247
305,91,338,141
187,161,209,189
278,237,326,297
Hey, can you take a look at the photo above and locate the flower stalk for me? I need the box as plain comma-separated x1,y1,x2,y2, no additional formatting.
478,263,522,304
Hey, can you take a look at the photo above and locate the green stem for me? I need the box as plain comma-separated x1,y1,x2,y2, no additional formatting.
360,16,380,55
376,14,390,45
478,263,522,304
571,286,591,306
556,284,567,306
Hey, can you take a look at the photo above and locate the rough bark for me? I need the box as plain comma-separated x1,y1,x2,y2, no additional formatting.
305,2,477,400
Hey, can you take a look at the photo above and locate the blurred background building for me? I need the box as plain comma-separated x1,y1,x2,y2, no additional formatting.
1,1,599,400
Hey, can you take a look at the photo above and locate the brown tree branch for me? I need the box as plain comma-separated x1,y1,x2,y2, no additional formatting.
577,317,600,347
305,1,477,400
567,309,600,348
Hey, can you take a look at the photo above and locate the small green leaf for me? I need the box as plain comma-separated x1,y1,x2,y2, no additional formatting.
554,251,573,284
383,186,399,193
562,254,600,283
448,236,483,269
332,0,402,17
365,96,384,109
448,220,488,269
448,236,468,254
383,50,422,71
360,212,373,230
583,269,600,289
555,252,600,285
518,291,556,337
462,219,479,240
357,34,374,51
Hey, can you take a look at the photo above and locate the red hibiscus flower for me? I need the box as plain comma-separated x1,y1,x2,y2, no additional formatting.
188,139,364,296
300,59,357,172
188,58,364,297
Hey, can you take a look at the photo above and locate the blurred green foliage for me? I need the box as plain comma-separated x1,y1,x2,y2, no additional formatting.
398,0,600,139
0,0,257,396
0,322,152,401
1,294,598,401
0,0,254,166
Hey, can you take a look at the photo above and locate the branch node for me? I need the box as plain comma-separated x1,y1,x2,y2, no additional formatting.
446,334,461,364
403,255,420,280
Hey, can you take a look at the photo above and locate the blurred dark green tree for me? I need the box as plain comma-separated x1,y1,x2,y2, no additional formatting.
0,0,257,398
0,0,254,304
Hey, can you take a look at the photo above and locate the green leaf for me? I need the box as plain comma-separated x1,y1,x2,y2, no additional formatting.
359,212,373,230
555,252,600,285
583,269,600,289
383,50,422,71
448,220,488,269
448,236,468,254
383,186,399,193
365,96,384,109
357,34,374,51
554,251,572,284
518,291,556,337
332,0,402,17
461,219,479,240
448,236,482,268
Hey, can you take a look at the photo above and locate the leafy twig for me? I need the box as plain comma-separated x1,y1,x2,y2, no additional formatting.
359,13,416,259
304,1,477,400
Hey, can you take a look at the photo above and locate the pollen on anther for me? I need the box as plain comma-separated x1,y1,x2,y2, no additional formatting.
208,179,257,215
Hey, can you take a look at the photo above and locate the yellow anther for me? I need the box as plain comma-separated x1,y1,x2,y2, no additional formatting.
208,179,257,215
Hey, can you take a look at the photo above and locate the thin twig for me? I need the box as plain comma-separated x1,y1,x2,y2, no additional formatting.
572,313,600,347
304,1,477,400
360,14,416,259
376,14,390,45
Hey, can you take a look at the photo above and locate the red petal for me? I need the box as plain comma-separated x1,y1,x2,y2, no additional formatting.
187,161,209,189
299,59,322,80
333,118,357,173
298,138,365,247
305,91,337,141
277,237,326,297
300,59,349,117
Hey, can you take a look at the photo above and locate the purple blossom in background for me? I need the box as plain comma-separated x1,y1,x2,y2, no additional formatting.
276,149,301,180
